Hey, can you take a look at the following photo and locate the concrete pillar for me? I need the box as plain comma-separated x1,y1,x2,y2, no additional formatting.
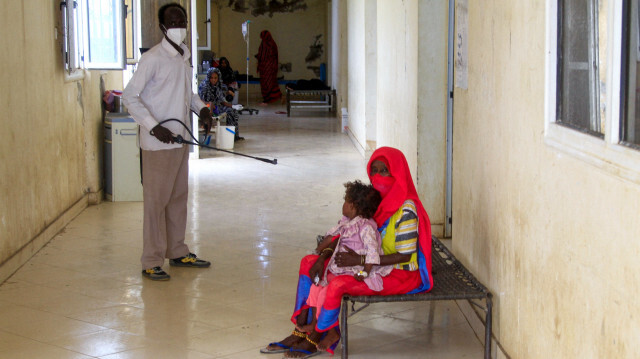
347,0,367,155
331,0,348,115
365,1,377,155
376,0,419,174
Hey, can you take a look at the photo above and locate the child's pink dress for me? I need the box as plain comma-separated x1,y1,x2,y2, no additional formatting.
307,216,393,311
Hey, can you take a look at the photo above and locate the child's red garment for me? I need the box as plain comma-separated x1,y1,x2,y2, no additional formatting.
306,272,336,316
321,216,392,291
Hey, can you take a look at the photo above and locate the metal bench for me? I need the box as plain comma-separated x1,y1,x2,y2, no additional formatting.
340,236,493,358
286,88,336,117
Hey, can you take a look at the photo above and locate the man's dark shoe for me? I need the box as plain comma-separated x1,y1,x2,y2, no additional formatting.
142,266,170,281
169,253,211,268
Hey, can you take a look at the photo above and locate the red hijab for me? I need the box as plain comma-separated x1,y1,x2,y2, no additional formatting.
367,147,433,293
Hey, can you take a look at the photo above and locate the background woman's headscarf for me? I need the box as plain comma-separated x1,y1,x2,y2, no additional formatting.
198,67,224,103
367,147,433,293
218,57,236,85
257,30,278,74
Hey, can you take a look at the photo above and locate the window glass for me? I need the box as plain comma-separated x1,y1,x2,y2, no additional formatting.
83,0,125,69
557,0,603,137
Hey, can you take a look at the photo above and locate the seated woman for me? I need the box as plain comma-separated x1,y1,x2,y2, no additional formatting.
198,67,244,141
261,147,434,358
218,57,239,105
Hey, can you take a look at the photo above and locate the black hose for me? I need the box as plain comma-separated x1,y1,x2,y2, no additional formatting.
151,118,277,165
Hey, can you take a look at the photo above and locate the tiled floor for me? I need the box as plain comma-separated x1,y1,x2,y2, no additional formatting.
0,105,484,358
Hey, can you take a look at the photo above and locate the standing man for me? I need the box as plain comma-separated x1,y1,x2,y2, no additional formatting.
123,3,213,281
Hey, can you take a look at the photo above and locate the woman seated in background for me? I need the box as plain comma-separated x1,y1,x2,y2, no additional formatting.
198,67,244,141
218,57,239,105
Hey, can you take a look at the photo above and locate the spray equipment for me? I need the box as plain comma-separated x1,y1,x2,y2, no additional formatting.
150,117,277,165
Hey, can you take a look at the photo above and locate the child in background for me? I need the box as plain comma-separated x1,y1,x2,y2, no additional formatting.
299,180,392,334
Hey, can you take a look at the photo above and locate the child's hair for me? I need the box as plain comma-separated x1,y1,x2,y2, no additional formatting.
344,180,382,219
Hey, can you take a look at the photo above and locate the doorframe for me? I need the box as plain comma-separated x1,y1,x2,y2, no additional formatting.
445,0,454,238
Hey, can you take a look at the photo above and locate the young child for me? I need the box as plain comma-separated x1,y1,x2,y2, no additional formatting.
301,180,392,333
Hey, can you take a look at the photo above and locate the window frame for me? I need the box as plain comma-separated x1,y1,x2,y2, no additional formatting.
555,0,603,137
61,0,126,76
81,0,126,70
545,0,640,184
124,0,143,64
620,0,640,149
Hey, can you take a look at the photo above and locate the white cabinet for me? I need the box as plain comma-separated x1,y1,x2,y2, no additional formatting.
104,114,143,201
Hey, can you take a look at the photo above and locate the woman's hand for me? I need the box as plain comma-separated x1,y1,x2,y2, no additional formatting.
309,257,325,282
334,246,362,267
314,235,334,253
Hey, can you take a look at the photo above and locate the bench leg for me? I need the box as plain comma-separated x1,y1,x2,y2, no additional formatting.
286,90,291,117
341,298,348,359
485,294,493,359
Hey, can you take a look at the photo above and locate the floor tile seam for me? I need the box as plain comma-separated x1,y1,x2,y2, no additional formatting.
188,312,283,335
179,332,270,357
8,282,133,305
341,323,417,352
384,305,471,324
0,320,112,346
351,311,471,332
0,327,100,356
0,304,116,330
60,304,147,328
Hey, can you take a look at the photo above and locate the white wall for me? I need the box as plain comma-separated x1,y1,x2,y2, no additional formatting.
375,0,419,175
452,1,640,357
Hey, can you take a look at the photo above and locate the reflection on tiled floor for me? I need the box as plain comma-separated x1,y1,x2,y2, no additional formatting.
0,105,484,358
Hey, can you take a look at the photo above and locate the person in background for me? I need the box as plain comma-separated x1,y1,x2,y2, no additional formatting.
123,2,213,281
218,57,239,105
255,30,282,105
198,67,244,141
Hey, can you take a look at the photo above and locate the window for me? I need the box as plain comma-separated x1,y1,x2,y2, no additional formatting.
622,0,640,147
545,0,640,184
60,0,126,73
556,0,603,137
124,0,142,63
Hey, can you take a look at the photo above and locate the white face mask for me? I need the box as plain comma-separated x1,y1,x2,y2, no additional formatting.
164,27,187,44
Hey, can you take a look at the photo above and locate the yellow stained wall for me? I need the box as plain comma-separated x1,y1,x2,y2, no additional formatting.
453,1,640,358
0,1,122,282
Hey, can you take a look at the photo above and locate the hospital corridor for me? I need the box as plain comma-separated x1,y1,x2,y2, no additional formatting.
0,109,484,358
